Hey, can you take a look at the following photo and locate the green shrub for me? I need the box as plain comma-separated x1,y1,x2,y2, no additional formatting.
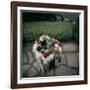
23,21,74,43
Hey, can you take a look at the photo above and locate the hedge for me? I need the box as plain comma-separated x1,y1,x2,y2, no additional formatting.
23,21,74,44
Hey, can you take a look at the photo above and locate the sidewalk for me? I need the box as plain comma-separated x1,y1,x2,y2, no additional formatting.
22,42,79,77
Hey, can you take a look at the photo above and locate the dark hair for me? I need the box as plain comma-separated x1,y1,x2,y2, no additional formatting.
37,46,42,52
40,40,47,46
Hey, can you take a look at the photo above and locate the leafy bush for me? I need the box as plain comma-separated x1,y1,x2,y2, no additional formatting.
23,21,74,43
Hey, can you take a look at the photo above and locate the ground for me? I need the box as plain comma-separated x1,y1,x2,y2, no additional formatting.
22,42,79,78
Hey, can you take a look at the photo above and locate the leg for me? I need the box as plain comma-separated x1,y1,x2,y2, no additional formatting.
37,59,44,75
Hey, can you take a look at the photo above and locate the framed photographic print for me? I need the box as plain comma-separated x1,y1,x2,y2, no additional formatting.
11,1,88,89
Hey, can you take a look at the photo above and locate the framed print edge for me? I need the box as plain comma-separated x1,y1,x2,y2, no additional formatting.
11,1,17,89
84,6,88,84
11,1,88,89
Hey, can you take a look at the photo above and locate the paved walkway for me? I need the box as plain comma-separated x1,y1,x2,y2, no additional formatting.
22,42,79,77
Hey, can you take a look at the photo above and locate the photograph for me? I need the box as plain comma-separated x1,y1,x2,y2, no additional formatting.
11,1,87,88
22,11,80,78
